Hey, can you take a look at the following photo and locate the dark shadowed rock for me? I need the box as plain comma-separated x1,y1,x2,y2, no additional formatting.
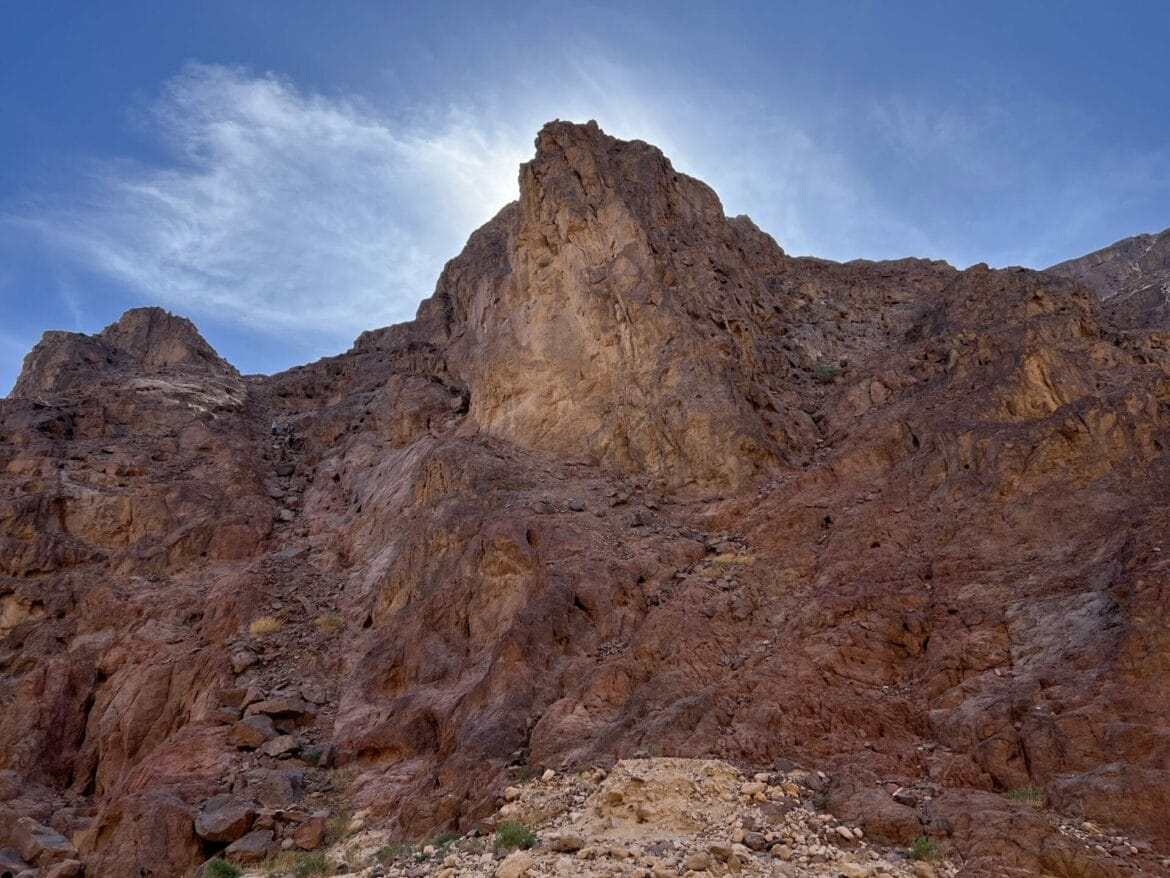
245,769,303,809
12,818,75,867
229,715,278,749
194,794,254,843
224,829,274,863
0,849,30,877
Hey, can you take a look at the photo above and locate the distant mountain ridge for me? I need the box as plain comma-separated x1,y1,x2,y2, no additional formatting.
1048,227,1170,328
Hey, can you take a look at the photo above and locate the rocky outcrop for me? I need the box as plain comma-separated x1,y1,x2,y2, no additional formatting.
13,306,241,399
1048,227,1170,328
2,122,1169,877
1048,227,1170,301
427,121,953,490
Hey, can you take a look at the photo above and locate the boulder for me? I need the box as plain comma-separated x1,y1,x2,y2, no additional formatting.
0,773,22,802
860,793,922,843
224,829,274,863
228,715,278,749
495,851,534,878
245,697,314,722
293,816,326,850
245,769,304,808
544,832,584,852
44,861,82,878
80,792,202,878
0,850,31,878
211,706,241,725
230,651,257,674
259,735,298,758
194,794,254,843
827,771,922,844
13,818,75,867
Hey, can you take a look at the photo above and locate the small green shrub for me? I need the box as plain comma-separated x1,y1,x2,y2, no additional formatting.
814,363,842,382
812,792,829,810
908,835,942,861
204,860,241,878
1007,785,1045,806
326,808,352,842
494,821,537,851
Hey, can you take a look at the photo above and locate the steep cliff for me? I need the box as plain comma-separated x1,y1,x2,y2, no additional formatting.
2,122,1169,877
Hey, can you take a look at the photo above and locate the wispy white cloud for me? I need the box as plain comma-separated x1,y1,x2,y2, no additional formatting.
54,275,87,329
27,55,1081,366
13,59,920,351
868,96,992,159
14,63,529,345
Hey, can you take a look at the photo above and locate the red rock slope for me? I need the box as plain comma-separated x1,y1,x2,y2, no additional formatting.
2,121,1169,877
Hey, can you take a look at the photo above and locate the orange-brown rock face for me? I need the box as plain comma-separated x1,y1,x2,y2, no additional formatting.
2,123,1170,877
434,121,855,490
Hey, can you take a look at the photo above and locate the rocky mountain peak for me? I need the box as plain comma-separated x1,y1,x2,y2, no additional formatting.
12,306,237,398
430,120,817,490
98,306,229,371
1047,227,1170,300
523,119,728,237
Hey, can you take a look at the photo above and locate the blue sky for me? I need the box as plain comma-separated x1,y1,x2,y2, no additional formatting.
3,1,1169,393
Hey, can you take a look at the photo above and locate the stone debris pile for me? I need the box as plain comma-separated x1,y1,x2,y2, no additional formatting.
246,759,955,878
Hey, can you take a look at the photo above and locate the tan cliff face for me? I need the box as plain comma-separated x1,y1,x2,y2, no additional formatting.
431,121,806,489
1,121,1169,878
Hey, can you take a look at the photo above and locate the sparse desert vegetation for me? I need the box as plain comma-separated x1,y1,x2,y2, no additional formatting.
493,821,537,852
248,615,284,636
314,612,345,635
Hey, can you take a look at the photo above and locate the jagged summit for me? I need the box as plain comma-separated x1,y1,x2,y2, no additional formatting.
426,118,803,488
12,306,237,398
98,306,228,371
